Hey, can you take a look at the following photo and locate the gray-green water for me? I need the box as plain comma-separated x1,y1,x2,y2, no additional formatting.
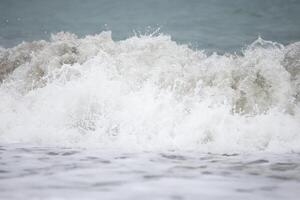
1,0,300,52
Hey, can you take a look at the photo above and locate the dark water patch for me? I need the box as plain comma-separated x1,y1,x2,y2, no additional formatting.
201,171,213,175
62,151,80,156
199,155,215,161
40,184,91,190
143,174,164,180
13,155,21,159
17,170,39,177
37,157,50,161
63,164,80,170
259,186,278,191
79,157,111,164
229,165,247,171
248,172,261,176
92,181,124,187
236,188,254,193
47,152,60,156
221,153,239,157
113,153,137,160
160,154,187,161
209,159,220,163
220,171,232,176
170,195,184,200
247,159,269,165
85,156,98,160
114,156,129,160
192,165,207,169
16,148,32,152
30,147,55,153
268,175,293,181
171,165,207,171
98,160,111,164
270,163,298,171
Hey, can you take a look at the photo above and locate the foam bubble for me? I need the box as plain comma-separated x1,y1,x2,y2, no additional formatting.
0,31,299,153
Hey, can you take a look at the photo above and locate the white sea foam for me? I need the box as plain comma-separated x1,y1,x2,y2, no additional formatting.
0,31,299,153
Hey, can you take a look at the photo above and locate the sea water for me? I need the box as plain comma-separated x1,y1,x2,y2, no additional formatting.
1,145,300,200
0,0,300,199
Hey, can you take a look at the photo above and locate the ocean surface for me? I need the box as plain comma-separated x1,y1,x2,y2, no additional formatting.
1,0,300,199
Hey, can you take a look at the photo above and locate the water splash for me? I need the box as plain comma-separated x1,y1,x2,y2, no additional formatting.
0,32,299,153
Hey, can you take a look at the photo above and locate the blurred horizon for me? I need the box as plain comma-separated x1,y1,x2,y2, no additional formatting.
1,0,300,52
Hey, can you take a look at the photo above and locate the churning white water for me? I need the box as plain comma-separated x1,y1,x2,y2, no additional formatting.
1,31,300,200
0,31,299,153
2,1,300,199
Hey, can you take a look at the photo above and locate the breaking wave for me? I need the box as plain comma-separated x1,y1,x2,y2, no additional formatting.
0,31,300,153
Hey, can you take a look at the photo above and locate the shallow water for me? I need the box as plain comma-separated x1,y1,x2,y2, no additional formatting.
0,144,300,200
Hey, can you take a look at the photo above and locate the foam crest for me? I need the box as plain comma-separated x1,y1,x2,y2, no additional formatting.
0,32,299,153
